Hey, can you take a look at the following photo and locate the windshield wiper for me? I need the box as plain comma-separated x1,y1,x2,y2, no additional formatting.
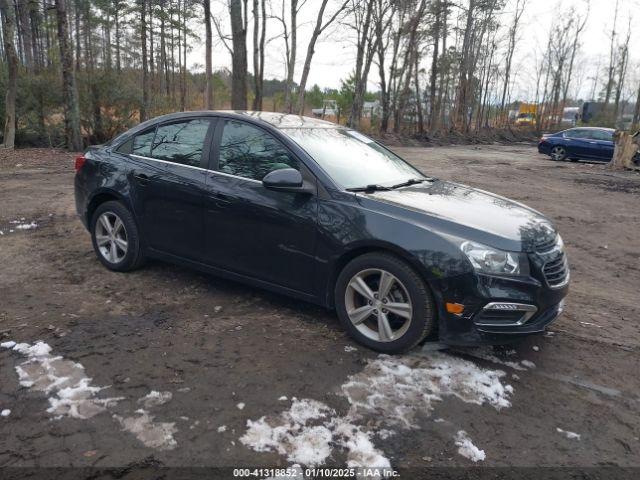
346,184,392,193
390,177,431,189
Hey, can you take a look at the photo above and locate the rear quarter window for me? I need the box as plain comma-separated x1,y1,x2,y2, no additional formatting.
116,128,156,156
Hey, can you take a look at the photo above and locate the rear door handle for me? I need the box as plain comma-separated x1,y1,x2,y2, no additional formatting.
134,173,150,186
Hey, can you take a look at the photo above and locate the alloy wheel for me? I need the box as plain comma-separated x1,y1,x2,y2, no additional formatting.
551,146,566,161
95,212,128,264
344,268,413,342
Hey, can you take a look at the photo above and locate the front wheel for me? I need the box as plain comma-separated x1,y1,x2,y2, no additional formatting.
91,201,144,272
335,253,435,353
550,145,567,161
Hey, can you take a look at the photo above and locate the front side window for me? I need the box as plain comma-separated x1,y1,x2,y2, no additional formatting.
283,128,423,189
218,121,299,181
565,129,589,139
151,119,211,167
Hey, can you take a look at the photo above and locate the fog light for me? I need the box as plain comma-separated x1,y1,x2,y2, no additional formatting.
446,302,465,315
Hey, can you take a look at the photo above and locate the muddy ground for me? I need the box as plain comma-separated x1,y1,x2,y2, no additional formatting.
0,144,639,477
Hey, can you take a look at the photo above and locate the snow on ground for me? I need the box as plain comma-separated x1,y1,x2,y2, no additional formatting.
138,390,173,408
240,398,390,469
1,409,10,417
556,427,581,440
2,340,179,450
237,402,246,410
114,409,177,450
13,222,38,230
454,430,486,462
2,340,122,419
242,352,513,467
342,352,513,428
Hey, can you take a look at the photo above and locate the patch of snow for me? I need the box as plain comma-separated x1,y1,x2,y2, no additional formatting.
1,409,10,417
520,360,536,369
532,346,540,352
556,427,581,440
342,352,513,428
344,346,358,353
1,341,16,349
6,340,122,419
138,390,172,408
580,321,603,328
237,402,245,410
460,347,534,371
218,425,227,433
240,398,389,468
377,429,395,439
278,396,288,401
14,222,38,230
114,410,177,450
454,430,485,462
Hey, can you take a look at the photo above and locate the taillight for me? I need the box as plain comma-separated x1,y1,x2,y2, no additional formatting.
75,155,86,172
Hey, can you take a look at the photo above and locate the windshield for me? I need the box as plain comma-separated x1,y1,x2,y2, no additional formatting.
282,128,425,189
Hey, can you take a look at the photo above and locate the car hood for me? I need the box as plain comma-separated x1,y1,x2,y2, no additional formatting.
361,180,556,252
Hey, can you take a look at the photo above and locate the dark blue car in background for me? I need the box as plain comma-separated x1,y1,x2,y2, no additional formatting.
538,127,616,162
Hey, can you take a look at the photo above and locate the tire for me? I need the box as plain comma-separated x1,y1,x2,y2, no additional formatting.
90,200,144,272
335,252,435,354
550,145,567,161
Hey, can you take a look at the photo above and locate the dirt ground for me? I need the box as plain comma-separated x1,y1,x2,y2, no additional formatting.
0,144,639,477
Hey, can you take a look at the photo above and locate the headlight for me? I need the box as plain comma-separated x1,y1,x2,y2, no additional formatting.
460,240,528,276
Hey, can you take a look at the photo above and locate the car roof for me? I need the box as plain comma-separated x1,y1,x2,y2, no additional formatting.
139,110,340,130
567,127,615,131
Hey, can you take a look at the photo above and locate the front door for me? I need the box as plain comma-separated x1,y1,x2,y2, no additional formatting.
204,119,318,294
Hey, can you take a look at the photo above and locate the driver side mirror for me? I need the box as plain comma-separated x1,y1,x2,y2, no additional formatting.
262,168,314,194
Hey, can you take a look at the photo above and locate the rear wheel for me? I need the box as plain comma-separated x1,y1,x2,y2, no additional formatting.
550,145,567,161
335,253,435,353
91,201,144,272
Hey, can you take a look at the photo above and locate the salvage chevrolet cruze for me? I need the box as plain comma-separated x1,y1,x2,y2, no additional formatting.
75,111,569,353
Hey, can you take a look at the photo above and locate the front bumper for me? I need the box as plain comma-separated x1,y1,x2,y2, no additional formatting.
432,266,569,346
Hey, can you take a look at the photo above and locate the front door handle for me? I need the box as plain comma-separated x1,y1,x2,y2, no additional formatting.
134,173,150,186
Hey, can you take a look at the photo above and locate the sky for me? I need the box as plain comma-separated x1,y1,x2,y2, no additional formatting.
188,0,639,103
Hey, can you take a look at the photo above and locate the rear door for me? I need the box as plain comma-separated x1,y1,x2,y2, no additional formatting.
203,119,318,294
122,118,215,261
589,129,615,161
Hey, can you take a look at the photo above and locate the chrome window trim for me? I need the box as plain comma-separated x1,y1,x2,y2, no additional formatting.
129,154,263,184
130,154,208,172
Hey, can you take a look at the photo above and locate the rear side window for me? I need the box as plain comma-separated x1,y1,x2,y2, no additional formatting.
116,128,156,156
218,120,299,181
590,130,613,141
151,119,211,168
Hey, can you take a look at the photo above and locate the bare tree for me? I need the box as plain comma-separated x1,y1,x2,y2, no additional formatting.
204,0,213,108
499,0,525,122
251,0,266,110
296,0,349,114
0,0,18,148
54,0,82,151
603,0,619,107
229,0,248,109
140,0,150,120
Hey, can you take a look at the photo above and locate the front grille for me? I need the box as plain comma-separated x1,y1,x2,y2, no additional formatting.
543,253,569,287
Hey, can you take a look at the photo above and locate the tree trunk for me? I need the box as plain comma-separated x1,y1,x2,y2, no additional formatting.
54,0,83,151
283,0,297,113
428,0,440,132
632,83,640,128
140,0,149,120
229,0,247,109
204,0,213,108
0,0,18,148
414,53,424,134
251,0,261,110
114,1,121,72
610,131,639,170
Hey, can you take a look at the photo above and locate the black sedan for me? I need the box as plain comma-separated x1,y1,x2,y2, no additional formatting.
75,111,569,353
538,127,615,162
